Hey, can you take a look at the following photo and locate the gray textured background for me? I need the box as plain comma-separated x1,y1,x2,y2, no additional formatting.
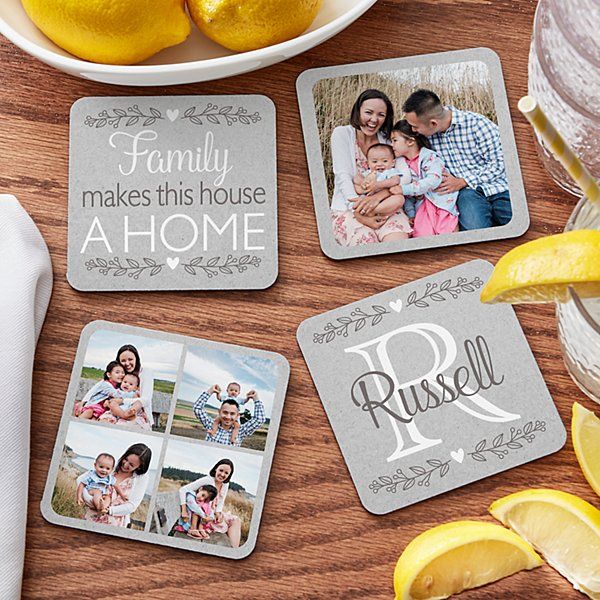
297,261,566,514
68,95,278,290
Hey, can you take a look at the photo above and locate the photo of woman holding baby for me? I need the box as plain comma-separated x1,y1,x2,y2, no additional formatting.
50,421,163,530
73,329,183,432
80,443,152,528
152,440,262,548
330,89,413,246
175,458,243,547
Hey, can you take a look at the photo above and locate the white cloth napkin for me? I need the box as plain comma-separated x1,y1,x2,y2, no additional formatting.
0,195,53,600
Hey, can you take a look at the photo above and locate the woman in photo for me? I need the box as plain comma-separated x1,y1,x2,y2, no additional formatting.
330,89,412,246
98,344,155,431
80,443,152,528
177,458,243,548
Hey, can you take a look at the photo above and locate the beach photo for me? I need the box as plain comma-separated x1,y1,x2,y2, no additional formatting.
297,49,528,259
170,344,278,451
71,328,183,432
150,439,263,548
49,421,163,530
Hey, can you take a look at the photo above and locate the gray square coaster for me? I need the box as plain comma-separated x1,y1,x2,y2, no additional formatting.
297,260,566,514
296,48,529,260
67,95,277,291
41,321,290,558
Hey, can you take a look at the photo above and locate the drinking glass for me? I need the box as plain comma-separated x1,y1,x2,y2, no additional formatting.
528,0,600,196
556,197,600,403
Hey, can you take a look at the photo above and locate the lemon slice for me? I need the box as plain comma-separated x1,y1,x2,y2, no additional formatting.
490,489,600,599
573,402,600,497
480,230,600,304
393,520,543,599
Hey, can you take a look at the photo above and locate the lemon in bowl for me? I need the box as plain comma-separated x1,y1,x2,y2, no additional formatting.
187,0,324,52
20,0,191,65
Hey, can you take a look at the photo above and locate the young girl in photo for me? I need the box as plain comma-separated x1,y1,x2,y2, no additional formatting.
76,361,129,420
174,484,218,539
387,120,459,237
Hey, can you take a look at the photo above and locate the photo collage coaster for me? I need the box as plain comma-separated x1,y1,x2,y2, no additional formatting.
41,321,290,559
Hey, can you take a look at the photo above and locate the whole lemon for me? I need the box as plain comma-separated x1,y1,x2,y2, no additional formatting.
21,0,191,65
187,0,323,52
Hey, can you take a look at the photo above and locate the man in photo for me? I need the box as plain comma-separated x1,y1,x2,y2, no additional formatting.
193,384,266,447
402,89,511,231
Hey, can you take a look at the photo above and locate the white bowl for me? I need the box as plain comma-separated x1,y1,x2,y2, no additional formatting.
0,0,376,86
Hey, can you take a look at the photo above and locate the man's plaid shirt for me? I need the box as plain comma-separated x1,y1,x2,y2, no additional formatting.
193,391,266,447
428,106,509,196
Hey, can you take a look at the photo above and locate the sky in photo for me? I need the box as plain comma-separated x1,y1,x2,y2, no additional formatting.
63,420,163,486
177,345,278,417
83,329,183,382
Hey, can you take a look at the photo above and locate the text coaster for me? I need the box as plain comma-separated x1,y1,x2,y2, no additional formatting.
297,260,565,515
67,95,277,291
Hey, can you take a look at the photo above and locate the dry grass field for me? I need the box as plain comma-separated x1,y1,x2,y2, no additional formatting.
313,62,496,199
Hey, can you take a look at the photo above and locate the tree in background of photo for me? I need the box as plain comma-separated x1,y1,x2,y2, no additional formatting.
313,62,496,199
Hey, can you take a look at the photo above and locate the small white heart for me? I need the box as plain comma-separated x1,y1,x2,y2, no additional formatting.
450,448,465,463
389,299,403,313
166,109,179,122
167,257,179,270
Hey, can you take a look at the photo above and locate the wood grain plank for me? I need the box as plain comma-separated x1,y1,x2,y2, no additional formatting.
1,0,595,597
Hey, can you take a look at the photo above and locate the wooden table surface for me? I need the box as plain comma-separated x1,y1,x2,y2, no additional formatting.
2,0,597,598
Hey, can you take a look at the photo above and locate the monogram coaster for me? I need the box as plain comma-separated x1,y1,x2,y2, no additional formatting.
67,95,277,291
297,260,565,514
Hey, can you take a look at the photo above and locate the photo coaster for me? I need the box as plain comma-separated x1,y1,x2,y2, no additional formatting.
67,95,277,291
41,321,290,559
297,260,566,515
296,48,529,260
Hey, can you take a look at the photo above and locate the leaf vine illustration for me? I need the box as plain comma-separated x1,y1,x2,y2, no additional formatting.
182,103,261,126
369,459,451,494
406,276,484,308
468,420,547,462
84,105,163,128
85,257,163,279
181,254,261,278
313,305,389,344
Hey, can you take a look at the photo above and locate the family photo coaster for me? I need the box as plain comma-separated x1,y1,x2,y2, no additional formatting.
296,48,529,260
41,321,289,559
67,95,278,291
297,261,566,514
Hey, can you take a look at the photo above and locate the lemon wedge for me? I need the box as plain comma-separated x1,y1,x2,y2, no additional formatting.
573,402,600,497
480,230,600,304
490,489,600,599
393,520,543,599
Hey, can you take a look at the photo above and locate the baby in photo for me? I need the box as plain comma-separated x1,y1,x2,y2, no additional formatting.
174,484,218,539
75,361,140,421
209,382,256,444
76,453,127,512
108,372,141,417
353,143,412,229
